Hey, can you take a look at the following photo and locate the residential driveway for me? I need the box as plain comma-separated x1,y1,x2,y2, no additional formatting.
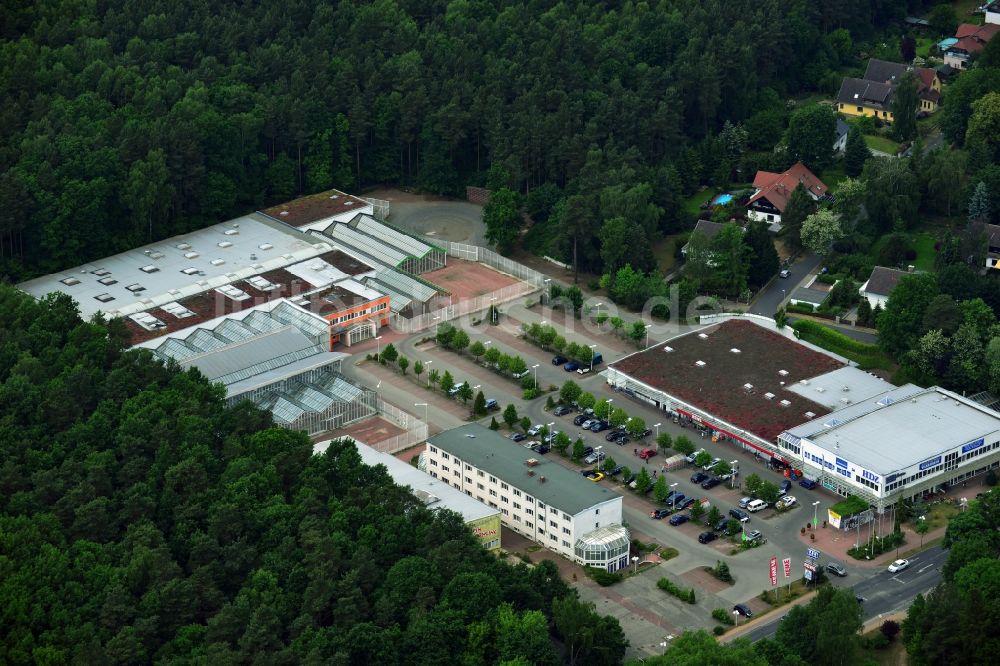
369,187,486,245
750,253,821,316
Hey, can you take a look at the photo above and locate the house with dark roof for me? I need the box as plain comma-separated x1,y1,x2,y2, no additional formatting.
680,219,728,258
945,23,1000,70
863,59,942,114
746,162,828,232
834,118,850,153
859,266,910,308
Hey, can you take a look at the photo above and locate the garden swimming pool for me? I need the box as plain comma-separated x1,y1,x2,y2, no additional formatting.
711,193,734,206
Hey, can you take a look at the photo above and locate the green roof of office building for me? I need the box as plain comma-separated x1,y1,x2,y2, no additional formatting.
427,424,621,516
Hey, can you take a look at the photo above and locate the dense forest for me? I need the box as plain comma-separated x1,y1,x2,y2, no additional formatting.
0,0,935,279
0,284,626,664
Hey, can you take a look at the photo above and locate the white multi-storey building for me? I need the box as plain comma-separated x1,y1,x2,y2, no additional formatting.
425,424,631,571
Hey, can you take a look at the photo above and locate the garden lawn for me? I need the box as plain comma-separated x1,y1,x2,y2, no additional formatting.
683,189,715,218
915,36,934,59
864,134,901,155
823,163,848,191
652,235,680,273
911,232,936,271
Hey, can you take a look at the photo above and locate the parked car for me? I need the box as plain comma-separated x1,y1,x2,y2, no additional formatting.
729,508,750,523
553,405,572,416
564,361,580,372
576,366,591,375
701,477,721,490
703,457,722,471
698,531,717,544
650,508,671,519
690,471,709,484
485,398,499,410
622,473,637,485
580,419,595,429
509,432,526,442
531,443,550,454
589,472,605,482
527,424,543,436
733,604,753,618
581,470,599,479
669,514,690,526
778,495,797,508
551,355,568,365
684,448,705,464
779,269,790,278
583,451,605,465
638,447,657,459
591,352,604,366
738,497,753,509
744,529,764,542
888,559,910,573
614,435,630,445
606,429,625,441
826,562,848,577
664,491,684,505
677,497,697,510
609,465,625,476
779,479,792,494
713,517,730,532
799,478,818,490
573,415,589,426
543,430,559,443
590,421,609,432
746,499,769,512
448,382,467,396
580,446,594,457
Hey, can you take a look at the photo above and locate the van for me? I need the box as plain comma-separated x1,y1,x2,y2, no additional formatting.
746,499,768,513
592,352,604,366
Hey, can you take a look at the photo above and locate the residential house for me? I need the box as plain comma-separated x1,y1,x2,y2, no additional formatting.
944,24,1000,70
985,223,1000,270
789,286,829,310
746,162,829,231
680,219,728,258
986,1,1000,26
834,118,850,153
858,266,910,309
863,59,942,114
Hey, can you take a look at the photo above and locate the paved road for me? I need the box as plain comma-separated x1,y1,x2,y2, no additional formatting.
750,254,821,317
738,546,947,643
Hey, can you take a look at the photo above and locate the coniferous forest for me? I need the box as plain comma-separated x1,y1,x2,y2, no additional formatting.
0,0,929,278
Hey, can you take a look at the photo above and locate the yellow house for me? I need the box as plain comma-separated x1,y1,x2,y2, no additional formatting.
836,60,943,123
836,78,895,121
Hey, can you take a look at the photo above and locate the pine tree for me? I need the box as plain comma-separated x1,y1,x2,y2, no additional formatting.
891,73,919,143
781,184,816,250
843,127,871,177
969,181,991,225
857,297,873,327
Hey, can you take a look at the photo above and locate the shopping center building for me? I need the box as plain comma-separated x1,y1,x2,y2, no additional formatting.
424,424,631,571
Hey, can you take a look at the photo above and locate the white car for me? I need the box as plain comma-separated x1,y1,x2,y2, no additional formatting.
527,424,543,436
780,495,797,507
703,457,722,471
887,559,910,573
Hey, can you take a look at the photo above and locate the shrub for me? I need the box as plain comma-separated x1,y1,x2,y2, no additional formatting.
712,608,735,626
522,388,540,400
656,578,695,603
586,567,624,586
713,625,726,636
881,619,900,642
864,632,890,650
659,547,679,561
711,561,734,583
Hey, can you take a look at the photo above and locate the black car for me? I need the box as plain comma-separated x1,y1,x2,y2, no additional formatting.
698,531,717,544
622,473,637,485
779,479,792,494
635,428,652,438
690,471,709,484
531,443,550,454
677,497,697,510
799,478,818,490
614,435,630,445
509,432,526,442
650,508,671,519
553,405,573,416
551,355,568,365
573,415,589,426
733,603,753,618
606,429,625,442
590,421,609,432
580,446,594,457
669,514,690,526
701,477,721,490
665,492,685,507
729,508,750,522
713,517,729,532
609,465,625,476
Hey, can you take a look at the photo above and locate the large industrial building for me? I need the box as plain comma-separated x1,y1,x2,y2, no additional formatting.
607,314,1000,514
338,440,502,551
424,424,631,571
779,386,1000,510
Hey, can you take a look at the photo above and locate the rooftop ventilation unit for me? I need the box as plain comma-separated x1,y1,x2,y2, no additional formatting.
181,267,198,275
217,241,233,248
250,253,257,261
663,346,674,352
162,302,194,318
98,277,117,286
800,379,809,385
125,284,146,293
816,387,826,393
224,229,238,236
344,201,354,206
330,194,339,199
840,398,852,404
764,392,775,400
167,289,180,296
778,369,789,376
731,348,741,353
60,277,81,286
279,211,289,216
842,386,851,392
698,333,708,339
143,249,151,255
176,243,191,251
695,360,706,367
804,411,816,419
184,251,199,259
210,259,225,266
94,293,115,303
779,400,791,407
92,269,110,276
149,251,164,260
258,243,274,251
743,383,754,390
140,265,159,274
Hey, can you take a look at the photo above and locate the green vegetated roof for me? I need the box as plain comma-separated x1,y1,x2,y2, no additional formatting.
829,495,869,517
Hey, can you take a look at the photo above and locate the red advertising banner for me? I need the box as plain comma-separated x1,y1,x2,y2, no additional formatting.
782,557,792,579
769,556,778,586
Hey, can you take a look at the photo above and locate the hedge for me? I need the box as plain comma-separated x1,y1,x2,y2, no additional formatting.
791,320,895,371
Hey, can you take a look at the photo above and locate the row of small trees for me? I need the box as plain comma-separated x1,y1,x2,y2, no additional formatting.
437,323,541,397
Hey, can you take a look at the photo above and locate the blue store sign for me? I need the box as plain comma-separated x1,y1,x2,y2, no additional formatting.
919,456,942,471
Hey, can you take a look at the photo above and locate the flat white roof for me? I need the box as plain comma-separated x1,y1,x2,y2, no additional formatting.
785,366,895,411
19,216,325,318
799,387,1000,475
334,441,500,523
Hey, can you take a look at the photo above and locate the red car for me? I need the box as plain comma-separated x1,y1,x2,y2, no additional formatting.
638,448,657,460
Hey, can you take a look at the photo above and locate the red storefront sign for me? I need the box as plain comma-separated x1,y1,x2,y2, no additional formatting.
674,407,789,464
782,557,791,579
769,556,778,586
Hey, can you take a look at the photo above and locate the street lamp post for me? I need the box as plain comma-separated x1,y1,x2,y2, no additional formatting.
594,445,603,466
595,302,603,319
731,460,738,489
531,363,540,389
432,315,441,334
605,398,613,420
632,555,639,574
424,360,433,387
670,482,678,511
375,335,383,357
543,278,551,304
813,501,820,530
645,324,652,349
733,610,740,627
653,423,662,439
589,343,597,371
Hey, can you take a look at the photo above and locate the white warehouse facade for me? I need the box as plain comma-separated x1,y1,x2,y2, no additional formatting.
425,424,630,571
